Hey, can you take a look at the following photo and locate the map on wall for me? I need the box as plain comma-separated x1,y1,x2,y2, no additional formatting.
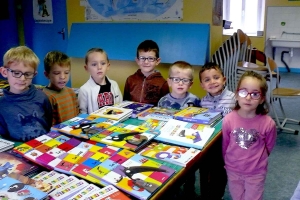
84,0,183,21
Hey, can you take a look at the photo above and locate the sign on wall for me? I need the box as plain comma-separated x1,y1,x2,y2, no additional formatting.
33,0,53,23
84,0,183,21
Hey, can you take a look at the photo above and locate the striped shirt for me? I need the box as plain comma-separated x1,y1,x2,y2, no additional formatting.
201,87,236,116
43,87,79,125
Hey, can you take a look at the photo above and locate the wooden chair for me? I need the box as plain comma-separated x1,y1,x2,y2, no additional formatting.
267,57,300,135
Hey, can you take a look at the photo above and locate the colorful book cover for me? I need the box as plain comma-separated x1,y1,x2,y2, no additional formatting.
0,176,48,200
89,106,133,121
173,107,222,124
90,122,157,152
155,119,215,150
137,107,179,121
115,101,154,118
0,138,14,152
0,151,40,178
139,142,201,167
52,113,120,139
89,153,175,200
68,183,100,200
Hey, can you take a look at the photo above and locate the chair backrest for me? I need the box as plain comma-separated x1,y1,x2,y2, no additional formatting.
267,57,280,91
251,49,267,66
237,29,247,62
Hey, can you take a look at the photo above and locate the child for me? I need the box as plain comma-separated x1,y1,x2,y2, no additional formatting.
78,48,122,114
123,40,169,106
43,51,79,125
198,62,236,199
199,62,236,116
158,61,200,109
0,46,52,142
222,71,277,200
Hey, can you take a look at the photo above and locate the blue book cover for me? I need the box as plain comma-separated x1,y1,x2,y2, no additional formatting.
174,107,222,124
115,101,154,118
0,176,48,200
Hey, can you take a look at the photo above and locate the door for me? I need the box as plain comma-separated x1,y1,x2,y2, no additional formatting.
22,0,68,86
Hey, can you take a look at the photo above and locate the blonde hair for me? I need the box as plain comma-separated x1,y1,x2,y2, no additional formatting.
85,48,109,64
3,46,39,71
169,61,194,80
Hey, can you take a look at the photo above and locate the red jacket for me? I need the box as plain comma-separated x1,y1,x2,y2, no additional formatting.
123,69,169,106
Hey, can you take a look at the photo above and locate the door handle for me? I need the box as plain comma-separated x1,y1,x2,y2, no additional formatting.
58,28,65,40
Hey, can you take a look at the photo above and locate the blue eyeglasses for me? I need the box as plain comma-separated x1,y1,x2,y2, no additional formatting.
6,68,36,79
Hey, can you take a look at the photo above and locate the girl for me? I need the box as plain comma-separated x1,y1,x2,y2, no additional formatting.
222,71,277,200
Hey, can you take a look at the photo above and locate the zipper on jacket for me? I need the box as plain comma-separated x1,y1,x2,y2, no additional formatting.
140,77,146,102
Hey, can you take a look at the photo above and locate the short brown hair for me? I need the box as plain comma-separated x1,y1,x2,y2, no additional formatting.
199,62,224,82
169,61,194,80
44,51,71,73
3,46,39,71
136,40,159,58
85,48,109,64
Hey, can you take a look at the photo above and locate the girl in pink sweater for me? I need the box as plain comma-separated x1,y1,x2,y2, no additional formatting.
222,71,277,200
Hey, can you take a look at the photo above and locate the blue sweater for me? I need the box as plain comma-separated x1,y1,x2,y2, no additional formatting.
0,85,53,142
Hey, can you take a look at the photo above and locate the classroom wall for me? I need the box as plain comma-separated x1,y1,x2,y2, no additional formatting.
66,0,222,98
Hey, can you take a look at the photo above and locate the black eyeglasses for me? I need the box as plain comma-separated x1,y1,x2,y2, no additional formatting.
237,89,261,100
169,77,192,85
6,68,36,79
138,56,157,62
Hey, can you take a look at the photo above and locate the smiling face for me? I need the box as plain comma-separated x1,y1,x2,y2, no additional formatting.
236,76,265,117
135,50,160,77
168,66,193,98
1,62,36,94
200,68,226,96
85,52,110,85
45,64,70,90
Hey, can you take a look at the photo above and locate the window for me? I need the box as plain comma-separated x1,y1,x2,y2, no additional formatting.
223,0,265,35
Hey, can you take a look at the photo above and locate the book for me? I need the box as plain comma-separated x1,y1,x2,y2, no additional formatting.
137,107,179,121
0,138,14,152
0,151,40,178
115,101,154,118
88,153,176,200
89,121,158,152
173,107,222,125
68,183,100,200
52,114,120,139
139,142,201,167
155,119,215,149
0,176,48,200
90,106,133,121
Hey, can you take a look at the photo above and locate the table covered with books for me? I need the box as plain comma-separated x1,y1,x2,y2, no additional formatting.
0,102,223,200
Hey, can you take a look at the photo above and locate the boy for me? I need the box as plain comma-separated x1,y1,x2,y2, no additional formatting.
0,46,52,142
123,40,169,106
198,62,236,200
43,51,79,125
78,48,123,114
158,61,200,109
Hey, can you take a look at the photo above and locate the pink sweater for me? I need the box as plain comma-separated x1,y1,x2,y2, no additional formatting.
222,110,277,175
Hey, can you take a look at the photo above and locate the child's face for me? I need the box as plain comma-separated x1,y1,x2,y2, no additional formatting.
1,61,36,94
44,64,70,90
200,69,226,96
135,50,160,77
236,77,265,114
167,67,193,98
85,52,110,84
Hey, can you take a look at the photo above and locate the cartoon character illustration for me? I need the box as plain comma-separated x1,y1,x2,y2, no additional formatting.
37,0,49,17
104,109,124,115
0,163,13,179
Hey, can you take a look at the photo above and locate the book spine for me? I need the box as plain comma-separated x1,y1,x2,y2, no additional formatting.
174,116,210,124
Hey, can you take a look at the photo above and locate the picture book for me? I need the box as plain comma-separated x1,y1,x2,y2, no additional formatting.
0,151,40,178
0,138,14,152
115,101,154,118
155,119,215,149
173,107,222,125
52,113,120,139
89,121,158,152
88,153,176,200
75,184,131,200
68,183,100,200
90,106,133,121
139,142,201,167
137,107,179,121
0,176,48,200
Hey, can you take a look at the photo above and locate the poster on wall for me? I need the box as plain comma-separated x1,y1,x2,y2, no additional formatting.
212,0,223,26
33,0,53,23
84,0,183,21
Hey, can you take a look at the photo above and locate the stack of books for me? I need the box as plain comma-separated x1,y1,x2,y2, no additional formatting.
90,106,133,122
137,107,179,121
114,101,154,118
0,138,14,152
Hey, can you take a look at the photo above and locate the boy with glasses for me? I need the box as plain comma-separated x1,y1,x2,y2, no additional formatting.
123,40,169,106
158,61,200,109
0,46,52,142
